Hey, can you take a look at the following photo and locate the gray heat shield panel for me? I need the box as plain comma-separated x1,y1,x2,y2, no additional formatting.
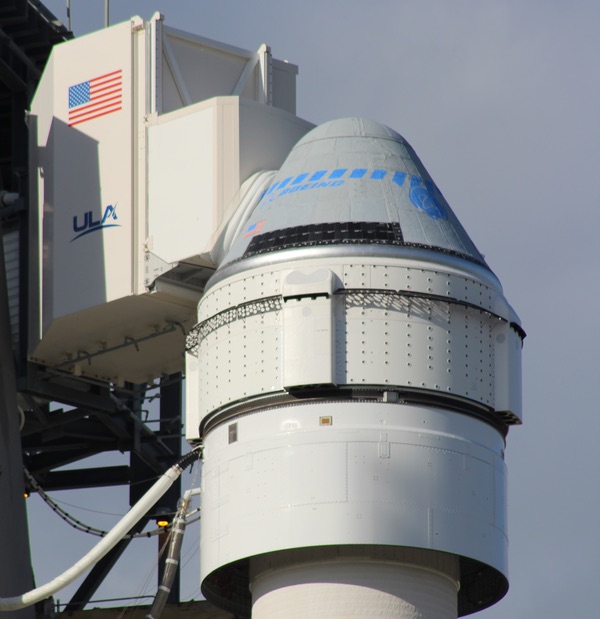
222,117,488,270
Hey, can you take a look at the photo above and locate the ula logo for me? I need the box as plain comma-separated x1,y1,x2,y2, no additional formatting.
71,204,120,241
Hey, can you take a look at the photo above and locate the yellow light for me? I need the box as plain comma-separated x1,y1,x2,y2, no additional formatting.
23,492,29,499
157,518,169,528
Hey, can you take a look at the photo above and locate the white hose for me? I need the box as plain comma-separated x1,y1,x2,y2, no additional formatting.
0,452,199,611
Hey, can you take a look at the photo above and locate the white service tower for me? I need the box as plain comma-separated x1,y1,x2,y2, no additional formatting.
26,14,523,619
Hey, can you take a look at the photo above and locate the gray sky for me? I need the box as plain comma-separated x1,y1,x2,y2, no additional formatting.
27,1,600,616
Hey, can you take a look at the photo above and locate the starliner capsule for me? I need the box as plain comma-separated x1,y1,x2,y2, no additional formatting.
185,118,524,619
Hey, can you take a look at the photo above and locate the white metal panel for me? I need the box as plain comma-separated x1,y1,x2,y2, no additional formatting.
27,18,167,382
203,256,506,322
198,268,283,323
146,97,312,271
492,321,523,421
281,267,336,299
342,295,496,406
272,59,298,115
160,26,299,115
161,27,253,112
28,17,308,383
345,262,502,317
199,402,507,583
185,351,201,442
282,268,335,388
197,309,282,414
44,20,137,318
238,101,313,182
191,253,518,429
147,102,218,265
28,293,195,384
283,296,334,387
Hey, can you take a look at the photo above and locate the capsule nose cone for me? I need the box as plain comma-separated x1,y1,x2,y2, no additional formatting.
224,117,488,270
293,116,406,144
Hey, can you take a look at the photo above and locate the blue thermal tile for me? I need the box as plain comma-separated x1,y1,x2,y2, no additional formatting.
392,171,407,187
292,173,309,185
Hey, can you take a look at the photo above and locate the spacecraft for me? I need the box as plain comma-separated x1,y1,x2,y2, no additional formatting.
185,118,524,618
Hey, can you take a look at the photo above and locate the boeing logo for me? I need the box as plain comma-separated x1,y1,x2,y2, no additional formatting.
259,168,447,220
71,204,120,241
408,176,447,220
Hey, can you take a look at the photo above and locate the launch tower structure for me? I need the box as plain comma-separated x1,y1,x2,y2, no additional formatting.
18,11,523,619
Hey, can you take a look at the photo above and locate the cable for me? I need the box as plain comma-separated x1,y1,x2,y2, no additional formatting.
47,499,126,517
177,532,200,578
145,494,190,619
124,528,172,618
24,469,174,539
145,487,201,619
0,447,202,611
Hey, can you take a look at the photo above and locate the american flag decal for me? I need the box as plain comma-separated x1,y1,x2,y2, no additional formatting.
244,220,266,237
68,70,123,127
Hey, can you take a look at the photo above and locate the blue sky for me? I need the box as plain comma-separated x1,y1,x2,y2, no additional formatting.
27,1,600,616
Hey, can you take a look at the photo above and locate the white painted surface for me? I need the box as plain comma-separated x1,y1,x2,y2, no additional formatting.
34,19,136,320
147,102,217,265
251,561,458,619
199,402,507,583
27,16,310,383
190,252,521,424
147,97,312,268
282,268,336,387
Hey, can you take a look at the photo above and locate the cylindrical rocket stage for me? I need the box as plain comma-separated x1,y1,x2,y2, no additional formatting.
251,558,459,619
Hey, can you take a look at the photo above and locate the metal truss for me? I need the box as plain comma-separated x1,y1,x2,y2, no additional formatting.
0,4,186,613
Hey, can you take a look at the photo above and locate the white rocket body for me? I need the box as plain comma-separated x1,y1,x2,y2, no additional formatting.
186,118,523,618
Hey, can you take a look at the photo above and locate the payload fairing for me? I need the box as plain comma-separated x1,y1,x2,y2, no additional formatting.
186,118,523,618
